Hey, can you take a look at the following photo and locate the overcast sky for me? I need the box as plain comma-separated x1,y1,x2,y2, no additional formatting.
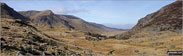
1,0,176,29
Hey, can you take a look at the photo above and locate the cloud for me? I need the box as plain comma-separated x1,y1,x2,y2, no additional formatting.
52,8,88,14
52,8,67,14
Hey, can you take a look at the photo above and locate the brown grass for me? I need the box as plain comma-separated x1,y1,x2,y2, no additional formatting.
48,30,182,55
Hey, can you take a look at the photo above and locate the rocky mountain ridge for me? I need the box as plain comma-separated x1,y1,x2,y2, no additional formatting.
0,2,29,22
19,10,124,34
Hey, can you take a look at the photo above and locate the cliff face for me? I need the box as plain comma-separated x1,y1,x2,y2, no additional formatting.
117,1,182,39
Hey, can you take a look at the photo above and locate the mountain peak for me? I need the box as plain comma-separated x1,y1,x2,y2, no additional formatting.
31,10,54,17
43,10,53,12
41,10,54,15
0,2,29,21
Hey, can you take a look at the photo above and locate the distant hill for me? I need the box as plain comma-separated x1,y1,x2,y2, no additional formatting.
19,10,74,29
19,10,124,34
116,1,182,39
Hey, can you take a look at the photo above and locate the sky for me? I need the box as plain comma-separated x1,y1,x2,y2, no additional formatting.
1,0,176,29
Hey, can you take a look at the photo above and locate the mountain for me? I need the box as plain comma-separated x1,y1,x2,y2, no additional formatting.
0,2,29,21
0,3,99,56
116,1,182,39
19,10,74,29
19,10,124,34
57,15,123,33
1,1,182,56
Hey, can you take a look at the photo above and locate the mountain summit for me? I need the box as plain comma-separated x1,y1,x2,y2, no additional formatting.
0,2,29,21
19,10,74,29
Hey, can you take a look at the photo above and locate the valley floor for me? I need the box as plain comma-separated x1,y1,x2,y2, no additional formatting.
49,31,183,56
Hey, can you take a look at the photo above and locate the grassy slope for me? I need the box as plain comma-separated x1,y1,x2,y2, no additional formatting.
48,30,182,55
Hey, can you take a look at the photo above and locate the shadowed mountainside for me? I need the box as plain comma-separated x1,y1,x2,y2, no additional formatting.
116,1,182,39
0,2,29,22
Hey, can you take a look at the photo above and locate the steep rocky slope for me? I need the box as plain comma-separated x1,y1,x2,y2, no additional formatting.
0,18,104,56
0,2,29,21
0,18,76,55
116,1,182,39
